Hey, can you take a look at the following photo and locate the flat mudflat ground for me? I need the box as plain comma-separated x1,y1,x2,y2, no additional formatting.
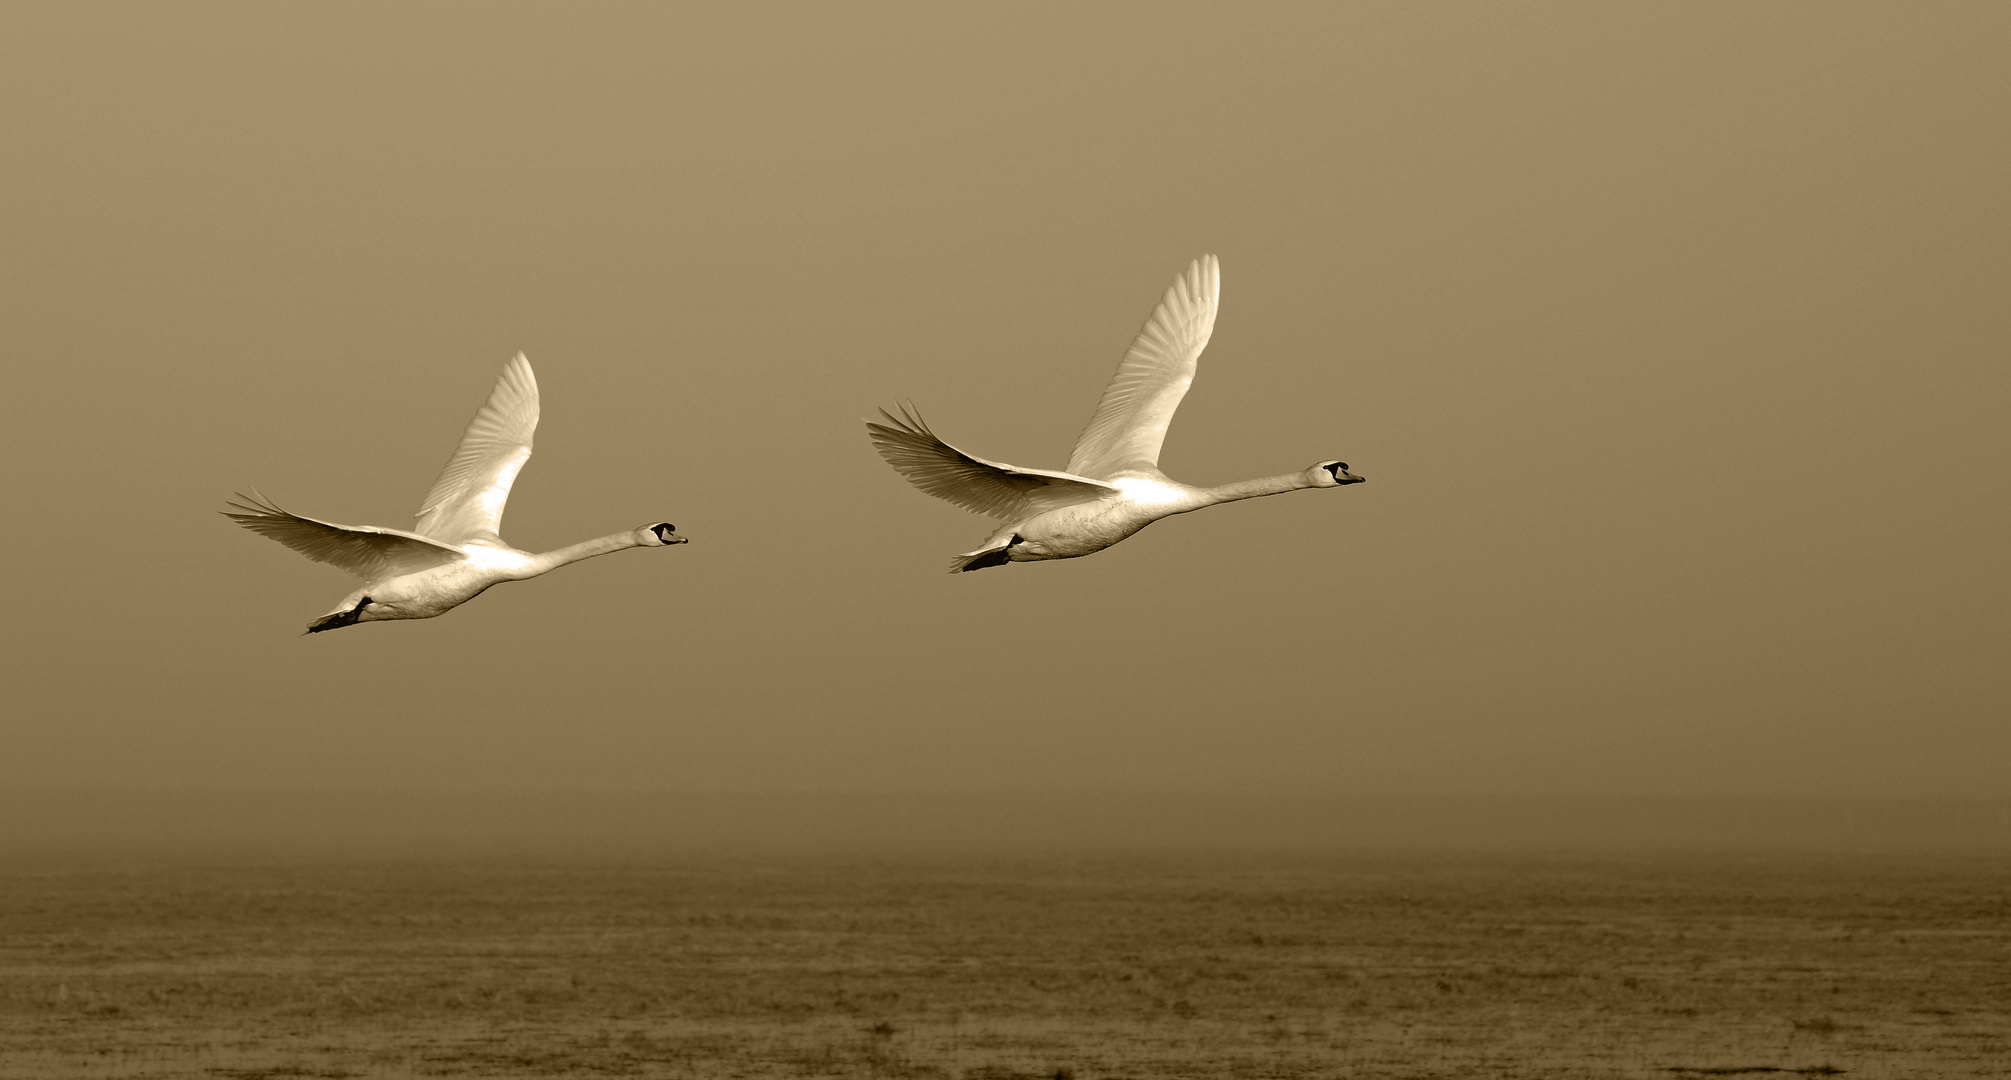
1,849,2005,1079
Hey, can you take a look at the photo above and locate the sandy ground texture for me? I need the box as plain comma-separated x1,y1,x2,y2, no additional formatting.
1,850,2006,1078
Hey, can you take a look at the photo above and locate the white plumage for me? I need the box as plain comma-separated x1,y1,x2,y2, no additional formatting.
225,353,686,632
869,256,1364,572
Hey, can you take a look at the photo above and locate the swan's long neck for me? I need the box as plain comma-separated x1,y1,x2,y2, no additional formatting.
523,532,646,577
1195,471,1317,507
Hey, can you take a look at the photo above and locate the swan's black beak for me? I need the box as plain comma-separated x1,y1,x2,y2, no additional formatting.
1325,462,1366,485
650,523,689,545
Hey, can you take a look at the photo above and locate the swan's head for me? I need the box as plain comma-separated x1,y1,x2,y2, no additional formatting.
1310,461,1365,488
640,522,689,546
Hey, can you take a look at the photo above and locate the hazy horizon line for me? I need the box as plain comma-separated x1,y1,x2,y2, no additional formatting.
10,787,2008,802
5,789,2006,860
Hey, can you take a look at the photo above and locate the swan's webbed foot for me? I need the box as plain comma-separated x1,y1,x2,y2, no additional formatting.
305,597,372,634
956,548,1012,573
949,535,1022,573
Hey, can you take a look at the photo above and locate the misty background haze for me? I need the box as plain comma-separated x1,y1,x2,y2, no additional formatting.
1,3,2005,853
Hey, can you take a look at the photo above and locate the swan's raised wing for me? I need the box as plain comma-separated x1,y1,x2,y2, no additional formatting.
867,404,1117,521
414,353,540,544
1067,255,1220,481
224,492,463,582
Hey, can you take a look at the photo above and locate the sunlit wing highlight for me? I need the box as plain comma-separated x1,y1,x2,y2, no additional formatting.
1066,255,1220,480
414,352,539,544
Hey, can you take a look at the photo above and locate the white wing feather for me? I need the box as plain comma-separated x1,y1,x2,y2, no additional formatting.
414,353,540,544
867,404,1117,522
1066,255,1220,481
223,492,463,582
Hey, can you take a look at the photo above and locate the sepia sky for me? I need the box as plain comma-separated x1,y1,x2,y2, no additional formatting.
2,1,2005,802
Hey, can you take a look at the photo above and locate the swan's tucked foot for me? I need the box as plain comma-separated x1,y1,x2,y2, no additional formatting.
949,536,1020,573
951,548,1011,573
306,598,372,634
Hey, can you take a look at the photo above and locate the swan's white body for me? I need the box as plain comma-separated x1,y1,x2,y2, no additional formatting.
225,353,686,632
869,256,1364,572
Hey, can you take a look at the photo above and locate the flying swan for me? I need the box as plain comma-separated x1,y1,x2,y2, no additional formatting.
868,255,1364,572
224,353,686,632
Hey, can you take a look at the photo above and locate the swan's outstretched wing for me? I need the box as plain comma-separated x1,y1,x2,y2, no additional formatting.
224,492,463,582
414,353,540,544
1067,255,1220,481
867,404,1117,521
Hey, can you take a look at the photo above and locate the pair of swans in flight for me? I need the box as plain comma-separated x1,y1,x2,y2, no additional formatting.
227,256,1365,633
